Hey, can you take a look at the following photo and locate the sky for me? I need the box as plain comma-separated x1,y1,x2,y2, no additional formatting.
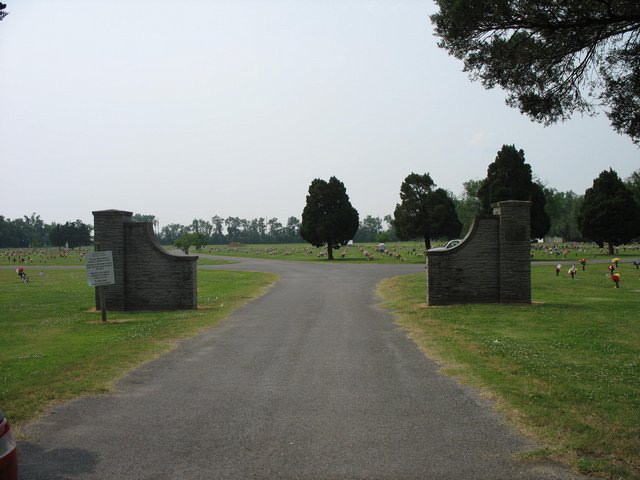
1,0,638,228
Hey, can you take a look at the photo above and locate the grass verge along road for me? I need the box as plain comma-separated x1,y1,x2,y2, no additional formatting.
379,264,640,480
0,269,277,431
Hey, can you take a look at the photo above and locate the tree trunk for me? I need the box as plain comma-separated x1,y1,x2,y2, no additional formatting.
608,241,615,255
327,243,334,260
424,236,431,251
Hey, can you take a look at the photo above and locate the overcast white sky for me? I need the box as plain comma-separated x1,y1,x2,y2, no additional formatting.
1,0,638,228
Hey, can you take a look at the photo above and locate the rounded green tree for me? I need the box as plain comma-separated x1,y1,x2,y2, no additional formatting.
578,169,640,254
300,177,359,260
393,173,462,250
477,145,550,239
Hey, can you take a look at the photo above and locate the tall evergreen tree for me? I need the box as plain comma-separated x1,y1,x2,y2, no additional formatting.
578,169,640,254
477,145,551,239
300,177,359,260
393,173,462,250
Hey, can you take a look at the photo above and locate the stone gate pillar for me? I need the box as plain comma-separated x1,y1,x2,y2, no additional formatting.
493,200,531,303
93,209,132,310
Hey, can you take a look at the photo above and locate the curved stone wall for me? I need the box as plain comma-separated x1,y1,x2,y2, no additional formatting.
93,209,198,311
426,200,531,305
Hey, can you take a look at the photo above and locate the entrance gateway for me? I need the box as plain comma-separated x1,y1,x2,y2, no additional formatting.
92,209,198,311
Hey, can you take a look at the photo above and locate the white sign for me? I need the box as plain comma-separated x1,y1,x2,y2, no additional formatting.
86,251,115,287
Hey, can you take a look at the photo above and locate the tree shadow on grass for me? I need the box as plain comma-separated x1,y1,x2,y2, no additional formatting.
18,441,98,480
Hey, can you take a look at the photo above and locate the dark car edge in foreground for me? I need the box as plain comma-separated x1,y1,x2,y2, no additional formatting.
0,409,18,480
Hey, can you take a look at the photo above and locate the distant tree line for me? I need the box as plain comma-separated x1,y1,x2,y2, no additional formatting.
450,147,640,254
162,213,401,251
0,212,396,248
158,216,304,246
0,214,92,248
2,155,639,253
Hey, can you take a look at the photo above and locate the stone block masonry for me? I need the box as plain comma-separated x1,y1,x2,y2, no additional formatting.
426,200,531,305
93,210,197,311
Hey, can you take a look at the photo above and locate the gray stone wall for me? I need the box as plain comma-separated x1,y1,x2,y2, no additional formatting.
93,209,198,311
496,201,531,303
124,222,197,310
93,210,131,310
426,200,531,305
427,216,500,305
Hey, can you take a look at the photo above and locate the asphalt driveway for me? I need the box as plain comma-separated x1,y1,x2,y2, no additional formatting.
19,257,585,479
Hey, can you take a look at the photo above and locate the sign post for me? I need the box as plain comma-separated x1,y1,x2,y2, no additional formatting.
86,250,115,322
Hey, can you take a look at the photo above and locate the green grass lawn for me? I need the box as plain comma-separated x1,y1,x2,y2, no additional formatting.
193,256,236,265
530,243,640,262
0,247,92,266
201,242,640,265
0,247,234,266
4,243,639,267
0,268,276,431
199,242,429,264
379,263,640,479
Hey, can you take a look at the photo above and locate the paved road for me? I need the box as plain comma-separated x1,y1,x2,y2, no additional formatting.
19,257,584,479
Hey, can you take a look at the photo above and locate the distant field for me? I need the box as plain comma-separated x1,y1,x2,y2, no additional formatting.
200,242,640,265
0,247,233,267
530,242,640,262
380,263,640,479
0,247,91,266
199,242,429,264
3,242,639,268
0,268,276,430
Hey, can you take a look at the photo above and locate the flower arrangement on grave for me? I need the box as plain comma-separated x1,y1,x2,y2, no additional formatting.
608,264,616,273
612,257,620,267
579,258,587,271
611,272,621,288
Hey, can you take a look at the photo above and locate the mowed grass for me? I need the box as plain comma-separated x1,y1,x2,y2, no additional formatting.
0,247,233,266
379,264,640,479
201,242,429,264
6,242,639,267
530,243,640,262
0,247,92,266
0,268,277,430
202,242,640,265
